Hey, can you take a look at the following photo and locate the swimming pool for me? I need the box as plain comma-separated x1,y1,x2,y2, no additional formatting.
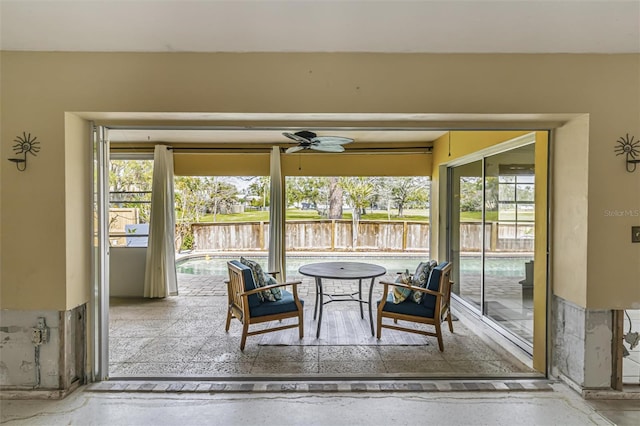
175,253,531,277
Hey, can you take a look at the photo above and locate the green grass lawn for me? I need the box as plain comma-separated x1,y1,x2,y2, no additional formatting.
460,211,498,221
197,208,431,223
195,209,521,223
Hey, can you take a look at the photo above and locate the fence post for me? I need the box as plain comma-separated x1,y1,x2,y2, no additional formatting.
259,221,265,250
331,219,335,251
490,221,498,252
402,221,408,250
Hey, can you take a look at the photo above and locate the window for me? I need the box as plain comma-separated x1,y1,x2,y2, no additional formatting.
108,159,153,247
497,169,535,240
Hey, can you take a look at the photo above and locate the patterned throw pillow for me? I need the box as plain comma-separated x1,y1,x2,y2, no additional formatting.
263,272,283,300
410,260,438,304
391,270,413,304
239,257,282,302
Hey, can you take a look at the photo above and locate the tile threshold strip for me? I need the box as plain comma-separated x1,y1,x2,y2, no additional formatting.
87,379,555,393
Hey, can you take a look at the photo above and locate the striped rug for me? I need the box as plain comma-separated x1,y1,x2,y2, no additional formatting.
259,309,431,346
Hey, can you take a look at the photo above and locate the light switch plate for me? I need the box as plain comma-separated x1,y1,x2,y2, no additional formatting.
633,226,640,243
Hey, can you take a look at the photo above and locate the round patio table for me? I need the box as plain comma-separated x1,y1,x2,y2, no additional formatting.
298,262,387,338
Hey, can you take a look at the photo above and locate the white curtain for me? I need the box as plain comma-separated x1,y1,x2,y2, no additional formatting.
268,146,286,281
144,145,178,298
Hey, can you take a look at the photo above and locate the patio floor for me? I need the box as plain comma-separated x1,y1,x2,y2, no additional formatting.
109,273,540,379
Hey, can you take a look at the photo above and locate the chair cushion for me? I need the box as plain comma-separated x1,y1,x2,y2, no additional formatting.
410,260,438,304
421,262,449,311
240,257,282,302
391,270,413,304
378,293,435,319
229,260,261,308
249,290,304,317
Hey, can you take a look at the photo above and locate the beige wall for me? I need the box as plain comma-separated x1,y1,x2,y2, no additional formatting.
173,152,431,177
552,116,590,307
1,52,639,311
1,69,68,310
64,114,92,308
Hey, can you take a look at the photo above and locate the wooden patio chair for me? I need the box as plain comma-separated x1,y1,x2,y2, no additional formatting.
225,260,304,350
376,261,453,351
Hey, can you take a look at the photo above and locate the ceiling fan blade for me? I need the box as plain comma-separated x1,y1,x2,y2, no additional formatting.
283,132,310,143
310,144,345,153
285,146,306,154
311,136,354,145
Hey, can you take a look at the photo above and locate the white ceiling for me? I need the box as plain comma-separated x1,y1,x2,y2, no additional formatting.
1,0,639,54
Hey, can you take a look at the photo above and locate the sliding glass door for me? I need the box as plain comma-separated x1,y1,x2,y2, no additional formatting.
448,141,536,350
449,161,483,310
483,145,535,345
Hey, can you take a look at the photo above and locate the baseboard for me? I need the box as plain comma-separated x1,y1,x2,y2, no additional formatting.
0,379,81,400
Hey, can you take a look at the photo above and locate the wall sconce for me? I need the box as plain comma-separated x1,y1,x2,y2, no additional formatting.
8,132,40,171
615,133,639,173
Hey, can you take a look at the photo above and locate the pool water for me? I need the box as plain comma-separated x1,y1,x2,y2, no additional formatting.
175,253,530,277
176,254,428,277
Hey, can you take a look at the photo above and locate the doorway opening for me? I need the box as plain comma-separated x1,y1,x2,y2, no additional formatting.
95,124,548,380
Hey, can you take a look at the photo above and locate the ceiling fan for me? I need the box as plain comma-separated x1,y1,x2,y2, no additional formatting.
283,130,354,153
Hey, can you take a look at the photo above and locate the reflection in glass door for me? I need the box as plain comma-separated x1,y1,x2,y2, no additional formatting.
483,145,535,345
448,142,536,350
449,161,483,310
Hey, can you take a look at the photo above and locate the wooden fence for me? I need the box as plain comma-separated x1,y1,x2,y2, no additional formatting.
190,220,533,252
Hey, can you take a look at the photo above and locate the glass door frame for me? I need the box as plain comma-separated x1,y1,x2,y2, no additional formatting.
446,133,539,355
91,123,110,381
446,160,486,314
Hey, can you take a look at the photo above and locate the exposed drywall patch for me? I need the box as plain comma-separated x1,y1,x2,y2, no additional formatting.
552,296,587,386
552,296,615,390
0,310,59,388
584,311,613,388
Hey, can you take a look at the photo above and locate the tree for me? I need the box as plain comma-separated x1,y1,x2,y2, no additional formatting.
327,177,343,219
246,176,270,210
109,159,153,223
206,178,239,222
175,176,207,223
339,177,374,246
388,177,430,217
286,176,326,209
459,177,483,212
173,176,239,250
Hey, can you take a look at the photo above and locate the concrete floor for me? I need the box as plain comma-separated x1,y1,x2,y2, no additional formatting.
3,274,639,425
109,273,538,378
2,382,639,426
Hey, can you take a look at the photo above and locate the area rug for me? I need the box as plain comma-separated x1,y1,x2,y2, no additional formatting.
258,309,432,346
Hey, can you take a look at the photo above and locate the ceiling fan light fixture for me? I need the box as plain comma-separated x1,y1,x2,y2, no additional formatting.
282,130,354,154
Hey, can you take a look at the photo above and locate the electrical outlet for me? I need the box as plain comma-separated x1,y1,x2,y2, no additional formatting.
633,226,640,243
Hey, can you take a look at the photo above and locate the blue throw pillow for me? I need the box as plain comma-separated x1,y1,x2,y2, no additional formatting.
391,270,413,304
